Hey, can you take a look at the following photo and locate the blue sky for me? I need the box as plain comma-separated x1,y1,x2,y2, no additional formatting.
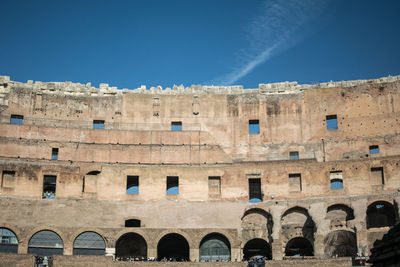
1,0,399,89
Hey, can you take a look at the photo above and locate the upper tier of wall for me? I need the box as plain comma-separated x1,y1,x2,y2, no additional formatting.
0,74,399,97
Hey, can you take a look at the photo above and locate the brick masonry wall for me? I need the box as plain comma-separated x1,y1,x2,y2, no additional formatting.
0,253,35,267
0,254,354,267
53,255,352,267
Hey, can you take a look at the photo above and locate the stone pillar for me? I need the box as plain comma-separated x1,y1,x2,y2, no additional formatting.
271,239,283,260
352,198,368,256
393,195,400,222
309,202,329,258
190,248,199,262
269,204,285,260
105,247,115,257
18,242,28,254
148,247,157,259
231,247,241,262
63,245,73,255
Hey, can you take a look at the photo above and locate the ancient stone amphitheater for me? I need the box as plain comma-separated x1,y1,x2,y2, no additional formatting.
0,74,399,266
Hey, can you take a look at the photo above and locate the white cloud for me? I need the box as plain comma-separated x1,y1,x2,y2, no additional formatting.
210,0,329,85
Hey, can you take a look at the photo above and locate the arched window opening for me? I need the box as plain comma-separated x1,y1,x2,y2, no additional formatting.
326,204,355,229
199,233,230,262
125,219,141,227
243,238,271,260
367,201,396,229
116,233,147,259
285,237,313,257
157,233,189,261
73,231,105,256
0,228,18,254
28,230,63,256
324,230,357,258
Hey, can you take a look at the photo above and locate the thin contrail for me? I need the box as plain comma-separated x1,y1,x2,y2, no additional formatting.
210,0,329,86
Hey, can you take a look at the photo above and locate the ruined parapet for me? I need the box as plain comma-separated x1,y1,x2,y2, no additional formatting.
0,74,399,97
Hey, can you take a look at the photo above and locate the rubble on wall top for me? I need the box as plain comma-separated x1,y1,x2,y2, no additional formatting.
0,74,399,97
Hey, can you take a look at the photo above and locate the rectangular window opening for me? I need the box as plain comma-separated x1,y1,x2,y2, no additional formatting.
51,148,59,160
208,176,221,198
249,178,262,203
43,175,56,199
289,151,299,160
326,115,338,130
371,167,384,185
289,173,302,192
93,120,105,129
249,120,260,135
1,170,15,188
126,176,139,194
369,145,379,154
125,219,141,227
171,121,182,131
167,176,179,194
10,114,24,125
330,171,343,190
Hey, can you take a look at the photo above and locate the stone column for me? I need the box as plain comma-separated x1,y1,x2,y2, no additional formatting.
393,195,400,222
190,248,199,262
148,247,157,259
352,198,368,256
309,202,329,258
231,247,241,262
270,240,283,260
269,205,285,260
18,242,28,254
63,245,73,255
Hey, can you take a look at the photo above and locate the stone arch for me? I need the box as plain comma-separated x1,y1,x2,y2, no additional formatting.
0,227,19,253
281,205,309,217
0,225,20,242
243,238,272,260
28,229,64,256
26,227,67,248
285,237,314,256
196,230,235,249
367,201,397,229
153,229,193,249
116,232,147,259
70,228,108,248
241,208,273,243
199,232,231,262
157,233,190,261
324,230,357,258
281,206,315,251
73,231,106,256
114,229,150,248
367,198,395,207
326,204,355,230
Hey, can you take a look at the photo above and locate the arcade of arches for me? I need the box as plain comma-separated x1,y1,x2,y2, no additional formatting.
0,200,398,261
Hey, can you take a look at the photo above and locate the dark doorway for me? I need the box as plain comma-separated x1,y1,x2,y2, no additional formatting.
367,201,396,229
157,233,189,261
116,233,147,258
243,238,271,260
199,233,231,262
285,237,313,256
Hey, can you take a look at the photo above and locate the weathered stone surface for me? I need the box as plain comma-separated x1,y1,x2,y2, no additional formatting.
0,75,399,264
